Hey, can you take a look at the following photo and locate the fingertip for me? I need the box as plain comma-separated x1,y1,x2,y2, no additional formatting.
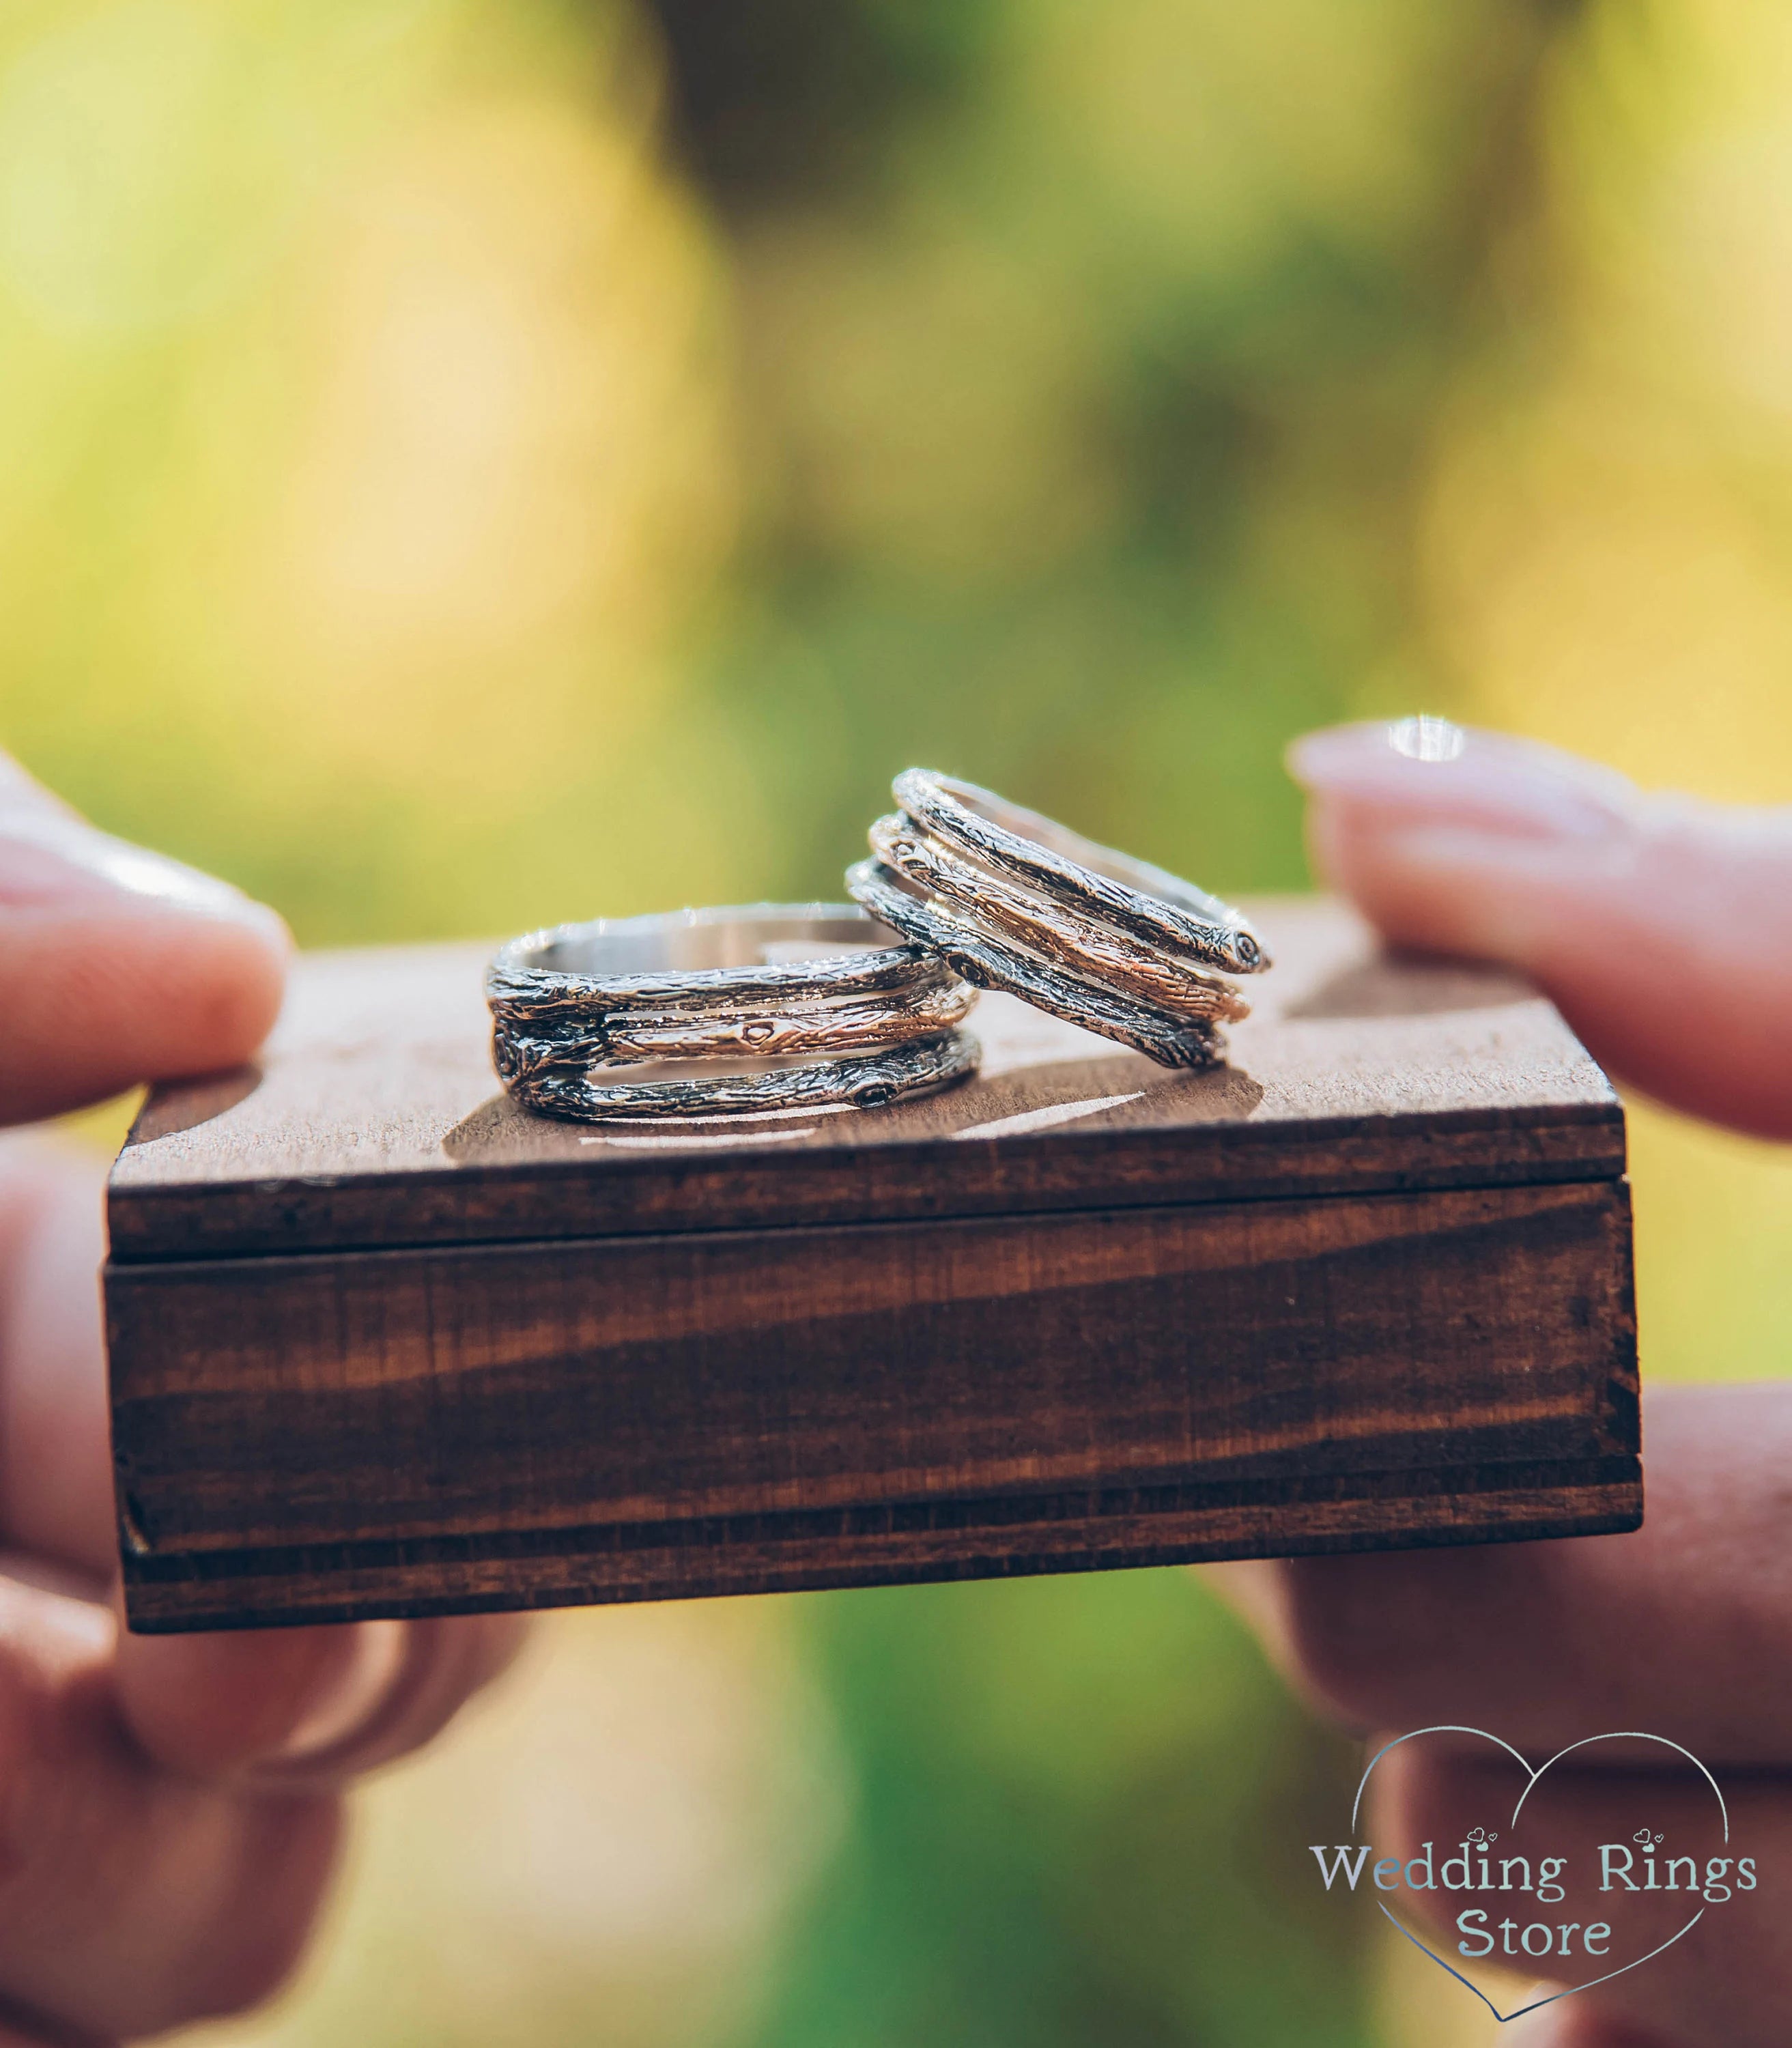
248,1613,532,1784
1290,726,1792,1137
1285,720,1392,788
0,894,290,1124
1298,800,1551,966
117,892,292,1072
1287,717,1638,830
113,1623,378,1780
0,793,292,1123
115,1612,531,1787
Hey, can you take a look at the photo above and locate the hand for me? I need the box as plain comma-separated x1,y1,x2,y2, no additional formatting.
0,760,526,2043
1211,721,1792,2048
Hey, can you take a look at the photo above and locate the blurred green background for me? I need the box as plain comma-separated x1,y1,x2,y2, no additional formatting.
2,1,1790,2043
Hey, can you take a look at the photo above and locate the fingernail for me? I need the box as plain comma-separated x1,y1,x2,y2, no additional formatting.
0,808,291,950
268,1620,410,1765
1288,718,1639,843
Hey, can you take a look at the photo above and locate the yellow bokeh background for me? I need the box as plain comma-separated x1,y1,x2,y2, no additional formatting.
1,1,1787,2043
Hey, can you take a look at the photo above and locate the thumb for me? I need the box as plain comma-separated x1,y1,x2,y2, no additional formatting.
0,757,289,1124
1287,719,1792,1141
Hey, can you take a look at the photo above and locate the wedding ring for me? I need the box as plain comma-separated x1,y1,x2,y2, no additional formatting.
487,905,980,1122
847,771,1268,1069
890,769,1266,974
847,857,1223,1068
864,812,1248,1025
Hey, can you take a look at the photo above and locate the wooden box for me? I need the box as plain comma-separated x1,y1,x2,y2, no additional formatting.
104,898,1641,1633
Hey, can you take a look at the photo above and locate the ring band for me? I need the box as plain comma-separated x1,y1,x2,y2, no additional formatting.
890,769,1267,976
847,856,1224,1069
865,811,1248,1025
500,1029,980,1123
487,904,980,1122
847,771,1266,1069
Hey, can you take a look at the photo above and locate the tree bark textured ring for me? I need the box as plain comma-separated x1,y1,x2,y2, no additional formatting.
488,904,980,1122
847,771,1268,1070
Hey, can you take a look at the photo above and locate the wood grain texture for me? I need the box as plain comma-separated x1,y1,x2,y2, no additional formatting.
104,897,1641,1631
107,898,1623,1261
111,1178,1640,1630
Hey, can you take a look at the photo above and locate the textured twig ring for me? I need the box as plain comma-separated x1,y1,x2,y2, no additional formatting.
487,904,980,1122
847,770,1268,1068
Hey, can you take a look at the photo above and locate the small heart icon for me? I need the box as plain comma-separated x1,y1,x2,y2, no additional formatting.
1350,1726,1731,2025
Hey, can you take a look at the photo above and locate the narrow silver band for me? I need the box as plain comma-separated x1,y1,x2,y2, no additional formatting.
505,1028,980,1123
489,904,978,1121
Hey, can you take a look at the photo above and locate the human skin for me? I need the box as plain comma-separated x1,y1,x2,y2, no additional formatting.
0,756,526,2044
1211,720,1792,2048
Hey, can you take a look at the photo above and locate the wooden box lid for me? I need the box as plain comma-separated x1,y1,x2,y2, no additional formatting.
106,896,1623,1263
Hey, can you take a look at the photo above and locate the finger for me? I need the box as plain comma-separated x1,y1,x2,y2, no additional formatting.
113,1609,530,1789
254,1611,532,1784
0,2010,116,2048
1367,1739,1789,2048
1287,720,1792,1139
0,757,289,1125
0,1578,341,2041
0,1141,113,1578
1509,2013,1677,2048
1212,1382,1792,1765
1524,2015,1679,2048
0,1133,530,1781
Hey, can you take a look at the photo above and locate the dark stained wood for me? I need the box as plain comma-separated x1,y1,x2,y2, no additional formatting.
104,898,1642,1632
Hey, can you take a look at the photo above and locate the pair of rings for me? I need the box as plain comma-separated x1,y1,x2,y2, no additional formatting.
487,773,1268,1122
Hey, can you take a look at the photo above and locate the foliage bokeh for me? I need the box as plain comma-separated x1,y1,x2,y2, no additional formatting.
1,2,1788,2044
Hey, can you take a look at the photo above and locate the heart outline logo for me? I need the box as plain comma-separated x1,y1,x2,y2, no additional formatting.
1352,1724,1731,2025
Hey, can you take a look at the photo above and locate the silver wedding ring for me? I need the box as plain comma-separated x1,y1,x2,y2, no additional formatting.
487,904,980,1122
847,769,1268,1068
492,778,1268,1120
